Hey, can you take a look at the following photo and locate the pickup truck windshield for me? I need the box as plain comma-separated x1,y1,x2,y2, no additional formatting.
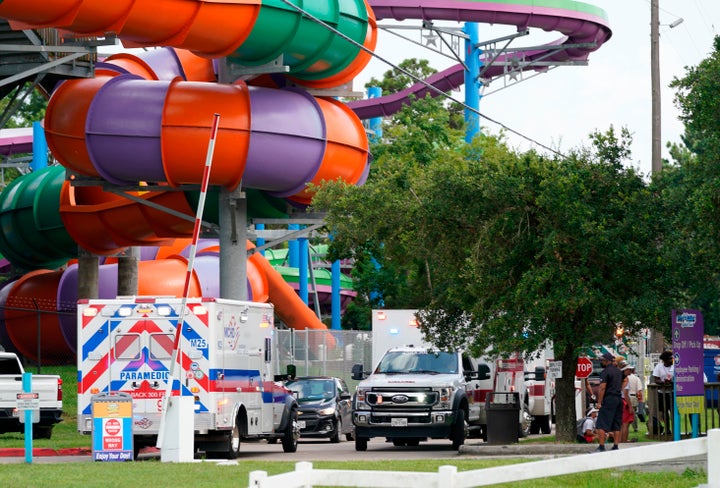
375,351,458,374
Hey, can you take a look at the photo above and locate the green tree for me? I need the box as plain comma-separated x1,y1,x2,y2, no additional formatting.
315,127,669,440
315,93,466,328
364,58,436,94
1,83,47,128
665,35,720,335
363,57,464,131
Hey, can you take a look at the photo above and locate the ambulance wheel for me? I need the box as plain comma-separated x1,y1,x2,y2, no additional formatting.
282,409,298,453
518,405,532,438
224,419,242,459
537,415,552,434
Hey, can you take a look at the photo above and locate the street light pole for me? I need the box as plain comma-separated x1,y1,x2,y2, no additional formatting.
651,0,661,174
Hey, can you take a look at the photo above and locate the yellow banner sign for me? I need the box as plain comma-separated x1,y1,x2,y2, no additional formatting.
676,395,704,415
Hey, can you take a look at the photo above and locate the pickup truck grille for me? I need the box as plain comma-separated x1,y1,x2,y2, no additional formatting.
366,388,437,408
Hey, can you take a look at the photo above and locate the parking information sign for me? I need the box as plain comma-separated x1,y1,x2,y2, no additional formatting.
548,361,562,379
91,392,133,461
672,309,704,415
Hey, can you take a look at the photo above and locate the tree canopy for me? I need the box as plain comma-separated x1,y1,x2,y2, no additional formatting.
313,119,671,439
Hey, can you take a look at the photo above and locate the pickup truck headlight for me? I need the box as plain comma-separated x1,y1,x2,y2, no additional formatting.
435,387,454,409
355,388,370,410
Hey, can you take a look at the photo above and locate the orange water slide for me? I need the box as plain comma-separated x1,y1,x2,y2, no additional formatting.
0,0,376,89
1,238,333,362
43,48,368,255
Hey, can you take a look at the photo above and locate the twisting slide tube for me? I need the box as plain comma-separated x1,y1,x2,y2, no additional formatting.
0,240,271,364
0,0,377,89
39,47,369,254
0,0,375,360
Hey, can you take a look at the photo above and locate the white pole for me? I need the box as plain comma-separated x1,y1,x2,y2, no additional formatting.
157,113,220,461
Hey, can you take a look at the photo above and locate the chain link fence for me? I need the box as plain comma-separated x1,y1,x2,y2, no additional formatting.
274,329,372,392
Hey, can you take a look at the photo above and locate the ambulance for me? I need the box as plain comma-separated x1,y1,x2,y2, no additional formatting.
77,297,299,458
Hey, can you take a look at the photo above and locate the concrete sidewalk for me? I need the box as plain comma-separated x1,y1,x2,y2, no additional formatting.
460,441,647,456
460,440,706,474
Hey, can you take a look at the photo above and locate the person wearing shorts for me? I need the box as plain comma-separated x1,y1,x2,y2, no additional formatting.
595,352,623,452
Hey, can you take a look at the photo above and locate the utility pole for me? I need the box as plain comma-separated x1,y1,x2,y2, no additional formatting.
651,0,661,174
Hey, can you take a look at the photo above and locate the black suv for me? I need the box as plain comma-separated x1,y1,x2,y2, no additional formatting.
285,376,354,443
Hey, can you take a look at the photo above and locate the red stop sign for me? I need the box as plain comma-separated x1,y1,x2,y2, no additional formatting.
576,357,593,378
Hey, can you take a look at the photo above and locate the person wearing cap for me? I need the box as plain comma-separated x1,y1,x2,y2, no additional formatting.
595,352,623,451
624,364,644,432
577,407,598,443
619,361,635,443
652,350,674,435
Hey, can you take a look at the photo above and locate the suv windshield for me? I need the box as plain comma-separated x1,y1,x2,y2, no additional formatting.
375,350,458,374
286,379,336,401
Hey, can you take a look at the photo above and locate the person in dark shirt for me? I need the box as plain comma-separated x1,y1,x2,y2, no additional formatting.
594,352,623,452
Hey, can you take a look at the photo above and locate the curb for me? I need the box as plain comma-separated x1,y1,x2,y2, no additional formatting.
459,441,662,456
0,447,91,457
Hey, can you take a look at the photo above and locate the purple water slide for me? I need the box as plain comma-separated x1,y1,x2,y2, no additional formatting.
0,128,33,156
97,46,190,80
349,0,612,119
243,87,326,198
85,75,168,185
84,78,330,195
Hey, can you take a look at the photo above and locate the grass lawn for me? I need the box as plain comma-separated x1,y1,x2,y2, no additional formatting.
0,458,708,488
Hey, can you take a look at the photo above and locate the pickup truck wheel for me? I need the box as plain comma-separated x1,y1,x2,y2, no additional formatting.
452,409,466,450
282,410,298,453
355,436,368,451
330,418,342,443
32,426,52,440
450,409,465,451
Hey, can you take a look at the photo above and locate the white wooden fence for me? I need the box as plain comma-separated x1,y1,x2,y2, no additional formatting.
248,429,720,488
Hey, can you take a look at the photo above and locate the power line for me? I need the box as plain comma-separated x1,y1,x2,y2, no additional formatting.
278,0,567,158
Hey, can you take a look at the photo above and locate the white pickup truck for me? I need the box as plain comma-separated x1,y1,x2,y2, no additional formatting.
0,352,63,439
351,346,491,451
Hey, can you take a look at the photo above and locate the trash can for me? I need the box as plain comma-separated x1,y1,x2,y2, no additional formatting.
485,391,520,445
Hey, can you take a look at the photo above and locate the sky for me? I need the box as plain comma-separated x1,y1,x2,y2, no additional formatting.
351,0,720,178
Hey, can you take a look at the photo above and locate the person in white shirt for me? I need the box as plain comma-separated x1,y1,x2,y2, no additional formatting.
625,364,643,432
577,407,598,443
652,350,674,434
